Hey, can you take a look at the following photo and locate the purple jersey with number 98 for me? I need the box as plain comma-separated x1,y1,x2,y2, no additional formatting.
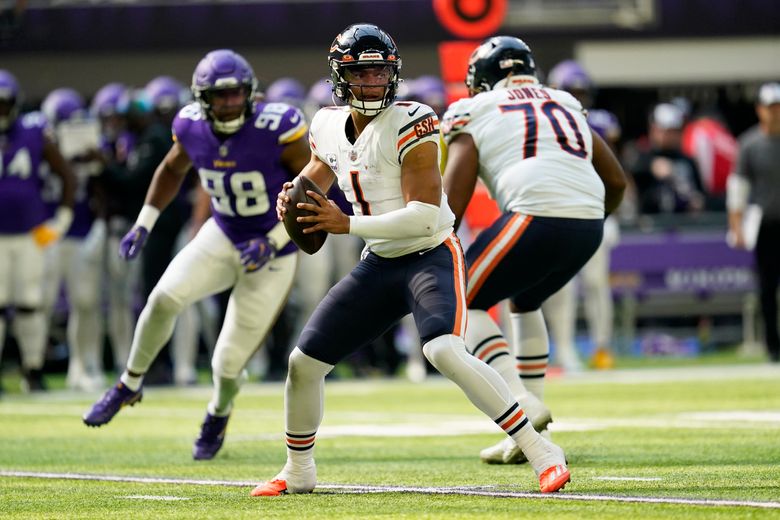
173,101,307,254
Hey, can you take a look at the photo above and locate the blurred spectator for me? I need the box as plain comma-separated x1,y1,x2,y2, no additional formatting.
726,82,780,363
40,87,107,391
682,106,737,210
629,103,706,215
0,69,76,391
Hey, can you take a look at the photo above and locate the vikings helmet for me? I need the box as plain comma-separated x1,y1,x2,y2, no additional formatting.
90,82,128,118
409,75,446,115
191,49,257,134
466,36,537,95
587,108,621,142
307,77,339,108
145,75,189,113
265,77,306,106
547,60,592,91
328,23,401,116
42,88,86,125
0,69,22,132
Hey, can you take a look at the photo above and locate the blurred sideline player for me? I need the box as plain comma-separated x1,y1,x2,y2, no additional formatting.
441,38,626,464
83,49,310,461
541,60,620,371
40,87,107,391
90,82,137,373
145,74,217,386
252,24,569,497
0,70,76,391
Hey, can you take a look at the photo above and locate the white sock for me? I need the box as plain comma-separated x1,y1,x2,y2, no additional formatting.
120,371,143,392
510,310,549,401
284,348,334,466
125,290,182,376
423,334,515,419
13,311,47,370
465,310,530,399
208,375,242,416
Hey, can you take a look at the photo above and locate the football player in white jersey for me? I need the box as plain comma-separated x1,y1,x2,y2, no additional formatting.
251,24,570,497
441,37,627,465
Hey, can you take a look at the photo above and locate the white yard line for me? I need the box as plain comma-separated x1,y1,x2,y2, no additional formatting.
122,495,190,501
1,470,778,510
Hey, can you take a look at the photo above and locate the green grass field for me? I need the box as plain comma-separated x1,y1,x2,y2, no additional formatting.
1,361,779,519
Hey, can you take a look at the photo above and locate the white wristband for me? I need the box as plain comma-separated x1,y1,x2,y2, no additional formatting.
266,219,290,250
136,204,161,231
51,206,74,236
726,174,750,212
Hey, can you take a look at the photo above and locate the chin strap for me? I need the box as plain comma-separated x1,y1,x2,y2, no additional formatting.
212,114,245,134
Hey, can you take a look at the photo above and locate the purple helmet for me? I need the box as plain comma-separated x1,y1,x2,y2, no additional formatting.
587,109,621,142
191,49,257,134
409,75,446,114
547,60,592,91
265,77,306,105
42,88,86,125
307,77,338,107
91,82,128,118
145,75,189,112
0,69,22,132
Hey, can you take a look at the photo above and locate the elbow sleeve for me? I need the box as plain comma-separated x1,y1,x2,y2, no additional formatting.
349,201,440,240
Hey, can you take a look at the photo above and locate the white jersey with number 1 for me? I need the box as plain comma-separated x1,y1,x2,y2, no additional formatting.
442,83,605,219
309,102,455,258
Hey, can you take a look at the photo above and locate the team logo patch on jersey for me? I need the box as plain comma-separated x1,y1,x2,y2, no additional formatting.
349,149,358,162
326,153,339,172
397,111,439,162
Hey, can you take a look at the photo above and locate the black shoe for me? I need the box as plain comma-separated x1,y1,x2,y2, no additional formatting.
21,369,47,392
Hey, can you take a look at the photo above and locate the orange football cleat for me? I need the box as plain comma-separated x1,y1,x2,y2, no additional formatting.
250,479,289,497
539,464,571,493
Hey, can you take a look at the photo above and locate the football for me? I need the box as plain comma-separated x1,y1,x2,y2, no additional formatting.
282,175,329,255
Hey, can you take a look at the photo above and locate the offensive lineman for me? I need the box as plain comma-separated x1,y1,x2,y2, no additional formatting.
441,36,627,465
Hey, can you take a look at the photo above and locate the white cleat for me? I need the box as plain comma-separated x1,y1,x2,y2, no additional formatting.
519,392,552,432
480,436,523,464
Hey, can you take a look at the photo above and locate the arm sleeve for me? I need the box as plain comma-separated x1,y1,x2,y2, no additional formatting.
349,200,440,240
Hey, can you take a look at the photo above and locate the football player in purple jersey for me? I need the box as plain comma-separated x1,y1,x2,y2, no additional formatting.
0,70,76,392
83,50,310,461
40,87,108,392
89,82,138,374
